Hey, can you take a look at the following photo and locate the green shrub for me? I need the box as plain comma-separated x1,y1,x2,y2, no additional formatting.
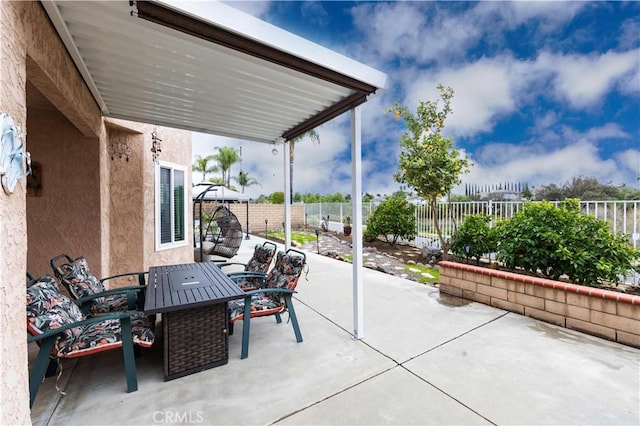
365,197,416,246
495,199,639,286
450,214,497,264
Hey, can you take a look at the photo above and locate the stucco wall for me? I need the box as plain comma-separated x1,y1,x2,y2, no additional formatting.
106,124,145,278
107,119,193,275
143,124,194,269
26,101,102,277
0,1,30,423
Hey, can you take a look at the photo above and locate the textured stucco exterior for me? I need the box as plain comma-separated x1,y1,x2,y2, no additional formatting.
1,2,192,423
1,1,30,423
106,119,194,274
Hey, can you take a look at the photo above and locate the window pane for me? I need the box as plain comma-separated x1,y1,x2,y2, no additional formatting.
160,167,172,244
173,170,185,241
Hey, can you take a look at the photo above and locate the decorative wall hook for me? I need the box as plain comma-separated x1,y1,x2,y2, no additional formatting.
108,134,132,162
0,113,31,194
151,130,162,163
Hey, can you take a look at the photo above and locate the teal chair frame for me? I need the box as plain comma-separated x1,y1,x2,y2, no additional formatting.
28,311,138,408
237,287,302,359
228,248,306,359
27,278,153,408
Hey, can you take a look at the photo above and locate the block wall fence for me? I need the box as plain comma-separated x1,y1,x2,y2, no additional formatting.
438,261,640,348
226,204,306,236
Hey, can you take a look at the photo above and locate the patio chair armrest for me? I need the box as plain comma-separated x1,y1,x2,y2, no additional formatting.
75,286,144,311
243,288,298,297
27,311,134,343
227,272,266,281
101,271,147,287
216,262,247,270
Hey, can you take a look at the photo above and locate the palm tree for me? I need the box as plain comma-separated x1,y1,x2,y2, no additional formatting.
233,170,261,193
193,154,217,183
288,129,320,203
213,146,239,187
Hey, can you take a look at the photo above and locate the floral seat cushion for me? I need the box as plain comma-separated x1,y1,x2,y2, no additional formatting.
235,244,277,291
58,257,132,314
264,251,305,292
245,244,276,273
229,251,305,322
228,293,283,320
27,276,154,358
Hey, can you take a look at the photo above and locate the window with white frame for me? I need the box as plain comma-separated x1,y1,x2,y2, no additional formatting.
155,162,187,250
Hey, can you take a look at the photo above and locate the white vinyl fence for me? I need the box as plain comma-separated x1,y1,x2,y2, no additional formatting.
304,200,640,249
303,202,375,232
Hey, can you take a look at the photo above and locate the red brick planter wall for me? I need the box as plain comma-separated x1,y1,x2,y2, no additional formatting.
438,261,640,348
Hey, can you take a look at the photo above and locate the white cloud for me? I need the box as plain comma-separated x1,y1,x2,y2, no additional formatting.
538,49,640,109
478,1,587,31
402,57,518,137
619,16,640,49
351,2,482,65
459,122,637,193
574,122,630,140
460,140,629,194
351,1,588,67
393,46,639,138
614,149,640,183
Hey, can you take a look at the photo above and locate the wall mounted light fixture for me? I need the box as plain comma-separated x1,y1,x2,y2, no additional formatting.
151,130,162,163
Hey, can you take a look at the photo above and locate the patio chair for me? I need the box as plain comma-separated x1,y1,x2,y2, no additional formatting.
216,241,277,291
227,248,307,359
197,205,244,260
50,254,146,315
27,275,155,408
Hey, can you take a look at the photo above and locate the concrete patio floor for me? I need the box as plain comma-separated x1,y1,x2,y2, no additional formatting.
30,235,640,425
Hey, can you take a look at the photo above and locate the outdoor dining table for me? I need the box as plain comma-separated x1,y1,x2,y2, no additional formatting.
144,261,245,381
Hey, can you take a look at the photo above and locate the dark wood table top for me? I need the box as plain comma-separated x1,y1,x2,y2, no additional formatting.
144,262,245,315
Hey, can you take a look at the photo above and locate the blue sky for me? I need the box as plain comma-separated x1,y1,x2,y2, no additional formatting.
193,1,639,199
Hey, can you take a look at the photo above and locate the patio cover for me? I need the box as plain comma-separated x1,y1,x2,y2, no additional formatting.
41,0,388,339
41,0,387,143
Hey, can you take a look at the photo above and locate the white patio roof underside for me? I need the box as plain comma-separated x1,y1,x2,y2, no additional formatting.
41,0,387,144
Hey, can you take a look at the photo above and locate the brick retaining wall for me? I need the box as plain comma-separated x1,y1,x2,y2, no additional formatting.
438,261,640,348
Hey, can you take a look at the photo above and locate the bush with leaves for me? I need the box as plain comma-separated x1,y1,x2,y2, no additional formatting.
365,196,416,246
450,214,497,264
495,199,639,287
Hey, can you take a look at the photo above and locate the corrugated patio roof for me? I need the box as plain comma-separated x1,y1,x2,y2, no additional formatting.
41,0,387,143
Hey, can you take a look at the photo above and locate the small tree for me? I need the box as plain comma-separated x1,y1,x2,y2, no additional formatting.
364,196,416,246
450,214,497,265
389,84,470,259
269,191,285,204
